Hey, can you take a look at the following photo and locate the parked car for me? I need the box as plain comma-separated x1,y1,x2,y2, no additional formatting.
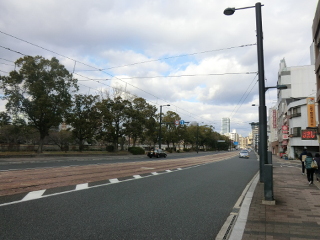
239,150,249,158
147,149,167,158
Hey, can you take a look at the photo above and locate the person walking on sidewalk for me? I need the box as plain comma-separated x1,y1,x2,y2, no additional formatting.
314,153,320,182
299,147,307,175
305,152,315,185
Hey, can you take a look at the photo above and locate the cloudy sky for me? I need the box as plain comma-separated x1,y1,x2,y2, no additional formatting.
0,0,318,136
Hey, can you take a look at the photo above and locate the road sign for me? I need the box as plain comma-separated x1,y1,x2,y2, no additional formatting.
180,120,185,125
175,120,179,126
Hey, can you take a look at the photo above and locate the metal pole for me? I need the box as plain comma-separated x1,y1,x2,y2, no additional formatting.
159,106,162,149
256,2,267,182
196,124,199,153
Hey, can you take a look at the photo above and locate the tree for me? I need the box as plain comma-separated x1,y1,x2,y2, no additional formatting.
162,111,181,149
126,97,157,147
65,94,100,151
0,56,78,152
48,129,73,152
96,96,131,151
0,112,11,126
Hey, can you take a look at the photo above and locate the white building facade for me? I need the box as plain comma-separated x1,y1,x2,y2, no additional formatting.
220,117,230,135
277,58,318,159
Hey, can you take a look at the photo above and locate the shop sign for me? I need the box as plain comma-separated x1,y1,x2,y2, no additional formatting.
307,98,316,127
282,134,289,139
301,129,317,140
273,110,277,128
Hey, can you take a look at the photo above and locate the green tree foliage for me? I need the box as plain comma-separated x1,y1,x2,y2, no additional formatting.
0,112,11,126
0,56,78,152
65,94,100,151
96,96,131,151
162,111,181,149
126,97,157,146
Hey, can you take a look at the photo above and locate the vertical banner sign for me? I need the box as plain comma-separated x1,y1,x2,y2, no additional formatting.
272,110,277,128
307,97,316,127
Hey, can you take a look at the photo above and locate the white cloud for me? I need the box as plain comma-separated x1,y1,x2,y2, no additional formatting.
0,0,318,136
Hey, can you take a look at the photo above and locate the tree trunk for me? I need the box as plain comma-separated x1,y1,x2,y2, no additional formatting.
37,137,44,153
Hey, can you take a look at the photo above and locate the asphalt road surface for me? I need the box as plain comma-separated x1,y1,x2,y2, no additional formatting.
0,151,221,171
0,152,259,239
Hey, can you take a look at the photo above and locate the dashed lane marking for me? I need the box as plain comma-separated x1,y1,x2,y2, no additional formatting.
76,183,88,190
109,178,120,183
22,189,46,201
0,156,234,206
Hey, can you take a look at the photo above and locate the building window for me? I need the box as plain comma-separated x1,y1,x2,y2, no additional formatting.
289,106,301,118
291,127,301,137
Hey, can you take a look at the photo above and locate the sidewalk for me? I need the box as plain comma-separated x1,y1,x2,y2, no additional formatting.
242,155,320,240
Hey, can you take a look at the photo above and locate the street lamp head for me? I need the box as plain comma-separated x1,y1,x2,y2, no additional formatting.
166,104,170,106
276,85,287,90
224,7,235,15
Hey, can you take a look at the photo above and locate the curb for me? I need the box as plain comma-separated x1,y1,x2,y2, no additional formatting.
216,171,259,240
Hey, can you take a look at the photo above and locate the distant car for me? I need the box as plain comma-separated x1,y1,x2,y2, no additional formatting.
147,149,167,158
239,150,249,158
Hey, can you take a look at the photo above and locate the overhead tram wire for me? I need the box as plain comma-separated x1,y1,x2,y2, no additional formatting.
0,44,200,123
0,31,255,126
0,43,241,127
0,45,29,57
0,58,15,63
229,73,258,119
84,43,257,71
0,30,257,103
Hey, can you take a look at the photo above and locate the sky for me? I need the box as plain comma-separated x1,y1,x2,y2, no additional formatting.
0,0,318,137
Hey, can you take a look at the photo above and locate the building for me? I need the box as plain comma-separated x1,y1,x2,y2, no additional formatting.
268,106,278,155
277,58,317,159
249,122,259,152
220,117,230,135
312,1,320,152
239,135,250,149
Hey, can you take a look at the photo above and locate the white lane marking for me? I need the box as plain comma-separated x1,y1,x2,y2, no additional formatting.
228,173,259,240
177,168,182,170
109,178,120,183
133,175,142,179
76,183,88,190
166,170,172,172
22,189,46,201
1,159,227,207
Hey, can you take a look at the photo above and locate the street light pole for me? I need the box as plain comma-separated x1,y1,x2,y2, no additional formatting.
255,3,267,179
224,3,275,201
224,2,266,182
159,104,170,150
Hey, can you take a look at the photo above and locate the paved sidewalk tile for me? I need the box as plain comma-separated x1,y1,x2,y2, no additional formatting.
242,156,320,240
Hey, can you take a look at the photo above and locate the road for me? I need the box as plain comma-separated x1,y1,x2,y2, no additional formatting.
0,151,259,239
0,151,221,171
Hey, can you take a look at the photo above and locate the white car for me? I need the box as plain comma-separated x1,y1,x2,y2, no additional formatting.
239,150,249,158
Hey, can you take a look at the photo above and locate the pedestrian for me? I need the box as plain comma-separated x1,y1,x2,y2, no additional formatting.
314,153,320,182
299,147,307,175
305,152,315,185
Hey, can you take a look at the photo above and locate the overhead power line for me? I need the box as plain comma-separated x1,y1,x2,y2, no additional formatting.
0,30,257,125
100,43,257,70
0,45,28,56
0,58,15,63
229,73,258,120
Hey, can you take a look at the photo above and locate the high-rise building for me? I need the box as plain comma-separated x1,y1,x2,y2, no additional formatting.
221,117,230,135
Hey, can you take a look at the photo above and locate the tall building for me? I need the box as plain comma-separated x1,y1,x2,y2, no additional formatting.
312,2,320,152
249,122,259,152
220,117,230,135
277,58,317,159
